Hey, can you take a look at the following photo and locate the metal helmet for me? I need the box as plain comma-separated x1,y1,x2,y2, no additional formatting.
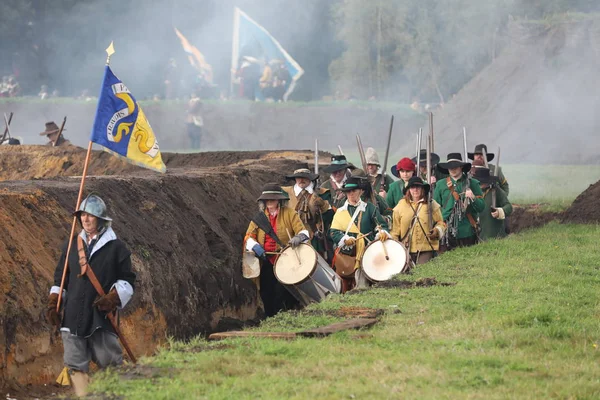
75,194,112,221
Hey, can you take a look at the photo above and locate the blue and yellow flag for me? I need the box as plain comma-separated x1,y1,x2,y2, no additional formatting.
90,66,166,173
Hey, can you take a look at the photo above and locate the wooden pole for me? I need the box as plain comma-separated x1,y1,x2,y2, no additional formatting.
56,141,93,312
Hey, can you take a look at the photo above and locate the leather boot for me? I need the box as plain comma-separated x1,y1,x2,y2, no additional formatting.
69,370,89,397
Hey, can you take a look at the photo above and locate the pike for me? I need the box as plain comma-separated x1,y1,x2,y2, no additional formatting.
376,115,394,192
491,147,501,209
1,112,13,143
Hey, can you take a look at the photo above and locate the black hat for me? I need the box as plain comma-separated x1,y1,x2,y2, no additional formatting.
286,168,319,181
402,176,430,196
472,167,498,185
257,183,290,201
437,153,472,174
340,176,364,192
323,155,356,173
40,121,66,136
411,149,440,167
350,169,372,190
468,144,495,162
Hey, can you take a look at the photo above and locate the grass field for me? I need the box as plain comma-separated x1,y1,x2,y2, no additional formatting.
90,222,600,399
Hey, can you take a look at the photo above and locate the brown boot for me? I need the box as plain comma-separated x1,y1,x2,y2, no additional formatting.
69,370,89,397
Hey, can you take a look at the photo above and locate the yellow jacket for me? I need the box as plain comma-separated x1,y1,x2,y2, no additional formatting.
391,198,445,252
244,206,306,251
282,186,330,237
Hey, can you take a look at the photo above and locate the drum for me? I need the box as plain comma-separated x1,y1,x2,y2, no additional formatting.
360,239,409,282
274,243,341,306
242,251,260,279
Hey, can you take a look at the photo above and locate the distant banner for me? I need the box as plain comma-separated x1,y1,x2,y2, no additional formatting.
90,66,166,173
174,27,213,84
231,7,304,100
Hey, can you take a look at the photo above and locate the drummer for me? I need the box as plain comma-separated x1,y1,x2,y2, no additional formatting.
243,183,310,317
386,157,415,209
329,176,391,291
391,177,445,266
281,168,333,260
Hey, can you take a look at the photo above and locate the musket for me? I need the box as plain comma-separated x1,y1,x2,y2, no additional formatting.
426,134,433,231
314,139,320,188
376,115,394,192
462,127,468,164
1,112,13,143
462,127,471,208
416,128,423,177
491,147,501,209
415,133,419,159
481,146,490,169
429,112,434,152
356,134,368,172
55,116,67,146
337,145,344,155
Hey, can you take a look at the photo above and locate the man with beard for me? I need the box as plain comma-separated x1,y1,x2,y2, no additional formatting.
320,155,355,211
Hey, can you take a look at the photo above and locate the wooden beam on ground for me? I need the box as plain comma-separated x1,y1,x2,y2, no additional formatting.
208,331,296,341
297,318,379,338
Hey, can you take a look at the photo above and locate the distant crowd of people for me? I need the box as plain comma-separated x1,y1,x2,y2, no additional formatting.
233,56,292,102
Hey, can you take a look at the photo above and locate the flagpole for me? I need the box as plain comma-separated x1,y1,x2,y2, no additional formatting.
56,42,115,312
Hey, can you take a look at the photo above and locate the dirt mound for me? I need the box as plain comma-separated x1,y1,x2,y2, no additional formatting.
510,205,562,232
422,17,600,164
0,150,311,389
562,180,600,223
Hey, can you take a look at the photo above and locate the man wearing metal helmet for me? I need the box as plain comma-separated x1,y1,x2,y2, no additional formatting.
46,194,135,397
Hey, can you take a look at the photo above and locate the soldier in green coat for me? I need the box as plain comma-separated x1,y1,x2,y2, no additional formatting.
411,149,446,183
386,157,415,209
352,169,392,219
433,153,485,251
472,167,512,241
468,144,509,195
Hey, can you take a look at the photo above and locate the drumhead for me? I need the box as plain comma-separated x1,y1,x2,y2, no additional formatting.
274,243,317,285
361,239,408,282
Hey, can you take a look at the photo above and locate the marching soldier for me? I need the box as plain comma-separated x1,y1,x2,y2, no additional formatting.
472,166,513,241
46,194,135,397
243,183,309,317
468,144,509,195
329,176,390,291
386,157,415,209
351,169,392,219
320,155,355,210
364,147,394,197
411,149,445,183
282,168,333,258
391,177,445,266
41,121,70,147
433,153,485,250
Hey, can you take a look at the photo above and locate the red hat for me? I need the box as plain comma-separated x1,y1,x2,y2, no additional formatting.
391,157,416,177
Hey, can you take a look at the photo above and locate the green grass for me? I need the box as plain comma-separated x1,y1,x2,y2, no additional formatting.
90,222,600,399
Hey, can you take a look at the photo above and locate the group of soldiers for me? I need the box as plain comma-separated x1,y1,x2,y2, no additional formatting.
1,118,71,146
244,143,512,315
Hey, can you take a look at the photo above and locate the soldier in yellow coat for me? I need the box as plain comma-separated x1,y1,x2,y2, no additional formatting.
391,177,445,266
243,183,309,317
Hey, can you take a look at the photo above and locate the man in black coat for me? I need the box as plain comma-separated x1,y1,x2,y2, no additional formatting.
46,194,135,397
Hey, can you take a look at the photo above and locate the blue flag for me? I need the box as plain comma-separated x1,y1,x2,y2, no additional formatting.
90,66,166,173
231,7,304,100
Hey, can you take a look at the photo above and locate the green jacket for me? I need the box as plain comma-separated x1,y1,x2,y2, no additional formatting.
320,180,347,210
365,192,392,217
386,179,407,209
372,174,394,194
329,201,389,245
479,186,512,241
433,175,485,239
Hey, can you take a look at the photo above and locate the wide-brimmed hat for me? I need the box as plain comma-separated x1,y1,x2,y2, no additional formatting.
411,149,440,167
365,147,380,166
472,167,498,185
403,176,430,196
285,168,319,181
340,176,364,192
468,144,495,162
437,153,472,174
391,157,416,177
257,183,289,201
323,155,356,173
350,169,372,190
40,121,65,136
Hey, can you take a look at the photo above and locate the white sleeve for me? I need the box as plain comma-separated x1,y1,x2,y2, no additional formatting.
111,280,134,309
50,286,67,301
338,234,351,248
245,237,259,251
299,230,310,241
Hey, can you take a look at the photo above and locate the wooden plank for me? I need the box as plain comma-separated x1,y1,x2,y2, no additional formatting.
335,307,384,319
297,318,379,338
208,331,296,341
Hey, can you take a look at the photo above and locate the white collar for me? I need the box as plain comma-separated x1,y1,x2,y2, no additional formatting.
294,182,314,196
330,174,347,187
338,199,367,212
79,226,117,258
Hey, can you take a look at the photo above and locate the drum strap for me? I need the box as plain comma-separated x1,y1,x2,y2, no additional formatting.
251,212,285,248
